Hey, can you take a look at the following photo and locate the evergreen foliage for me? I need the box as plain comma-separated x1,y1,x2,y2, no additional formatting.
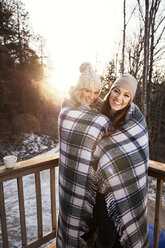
0,0,60,163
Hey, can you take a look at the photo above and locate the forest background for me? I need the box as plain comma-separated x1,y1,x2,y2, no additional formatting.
0,0,164,165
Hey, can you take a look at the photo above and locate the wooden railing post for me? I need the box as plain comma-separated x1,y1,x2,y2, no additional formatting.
0,182,9,248
50,167,56,231
152,179,163,248
17,177,27,246
35,171,43,237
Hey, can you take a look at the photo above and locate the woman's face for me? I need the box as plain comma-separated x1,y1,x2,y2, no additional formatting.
109,87,131,113
80,88,100,106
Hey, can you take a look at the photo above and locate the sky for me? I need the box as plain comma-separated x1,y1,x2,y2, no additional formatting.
23,0,135,91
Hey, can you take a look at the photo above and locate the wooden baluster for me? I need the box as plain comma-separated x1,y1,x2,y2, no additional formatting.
17,177,27,246
35,172,43,237
50,167,56,230
152,179,163,248
0,182,8,248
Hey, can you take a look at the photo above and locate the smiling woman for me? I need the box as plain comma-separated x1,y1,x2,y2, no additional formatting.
80,88,100,106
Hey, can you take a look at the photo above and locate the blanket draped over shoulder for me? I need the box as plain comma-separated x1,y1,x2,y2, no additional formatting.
81,103,150,248
56,100,110,248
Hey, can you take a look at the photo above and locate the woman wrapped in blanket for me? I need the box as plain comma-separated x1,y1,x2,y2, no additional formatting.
56,62,110,248
82,74,150,248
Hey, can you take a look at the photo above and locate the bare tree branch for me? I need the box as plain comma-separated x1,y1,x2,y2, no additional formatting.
126,6,137,25
154,46,165,59
137,0,144,22
155,15,165,32
154,26,165,49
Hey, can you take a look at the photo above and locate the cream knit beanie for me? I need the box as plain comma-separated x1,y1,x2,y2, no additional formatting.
76,62,102,91
111,74,138,100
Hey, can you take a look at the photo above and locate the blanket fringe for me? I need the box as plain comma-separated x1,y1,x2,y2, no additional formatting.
105,192,131,247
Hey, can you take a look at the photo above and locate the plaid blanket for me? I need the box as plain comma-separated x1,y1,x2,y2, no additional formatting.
56,102,110,248
82,103,150,248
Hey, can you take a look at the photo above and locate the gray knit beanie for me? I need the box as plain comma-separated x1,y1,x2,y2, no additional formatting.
76,62,102,91
111,74,138,100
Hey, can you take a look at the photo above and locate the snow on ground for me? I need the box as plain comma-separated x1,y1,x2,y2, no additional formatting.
0,133,57,166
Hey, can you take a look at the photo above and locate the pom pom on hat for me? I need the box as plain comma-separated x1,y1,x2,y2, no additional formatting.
76,62,102,91
79,62,92,73
111,74,138,100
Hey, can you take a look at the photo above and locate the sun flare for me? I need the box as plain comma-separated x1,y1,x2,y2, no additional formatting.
47,63,80,97
48,73,68,92
48,69,78,93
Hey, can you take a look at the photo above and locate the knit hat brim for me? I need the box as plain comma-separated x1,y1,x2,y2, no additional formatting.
111,74,138,100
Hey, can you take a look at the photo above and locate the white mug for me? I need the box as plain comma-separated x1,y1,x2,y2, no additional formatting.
3,155,17,169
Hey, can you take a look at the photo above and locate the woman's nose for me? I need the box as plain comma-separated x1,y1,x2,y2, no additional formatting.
90,93,95,99
116,93,122,101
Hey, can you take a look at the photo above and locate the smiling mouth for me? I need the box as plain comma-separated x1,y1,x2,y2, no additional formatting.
86,99,93,103
113,100,122,106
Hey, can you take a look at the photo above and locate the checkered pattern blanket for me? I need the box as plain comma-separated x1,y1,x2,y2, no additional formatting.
82,103,150,248
56,103,110,248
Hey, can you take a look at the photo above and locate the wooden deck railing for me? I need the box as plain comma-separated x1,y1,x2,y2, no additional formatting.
0,154,164,248
148,160,165,248
0,153,59,248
